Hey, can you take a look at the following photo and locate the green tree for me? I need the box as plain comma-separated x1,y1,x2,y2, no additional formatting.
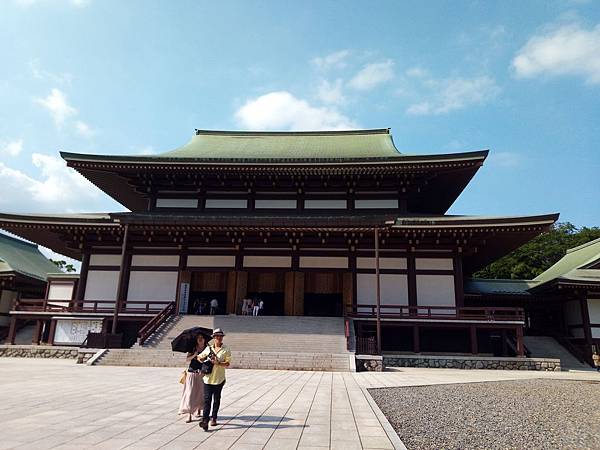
474,222,600,280
51,259,77,273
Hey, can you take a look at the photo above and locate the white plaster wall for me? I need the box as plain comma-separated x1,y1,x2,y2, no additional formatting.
47,282,74,308
84,270,119,303
89,254,121,266
299,256,348,269
356,257,407,270
205,199,248,209
415,258,454,270
255,199,297,209
304,199,347,209
588,298,600,338
156,198,198,208
564,300,582,326
187,255,235,268
126,271,178,309
131,254,180,267
416,275,455,307
243,255,291,268
54,319,103,345
356,274,409,311
355,199,399,209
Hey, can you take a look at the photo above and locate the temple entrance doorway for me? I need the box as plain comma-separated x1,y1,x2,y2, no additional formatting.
246,272,285,315
189,271,227,315
303,272,344,317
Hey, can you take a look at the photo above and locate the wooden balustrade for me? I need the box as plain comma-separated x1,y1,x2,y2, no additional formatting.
137,302,176,346
14,298,169,314
347,303,525,322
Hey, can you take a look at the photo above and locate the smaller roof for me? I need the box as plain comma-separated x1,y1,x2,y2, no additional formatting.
531,238,600,290
465,278,538,296
0,233,61,282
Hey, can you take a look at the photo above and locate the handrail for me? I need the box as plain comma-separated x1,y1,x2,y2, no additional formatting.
14,298,170,314
137,301,176,346
347,303,525,322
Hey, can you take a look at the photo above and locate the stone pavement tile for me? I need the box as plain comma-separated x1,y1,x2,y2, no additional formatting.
331,440,363,450
0,442,24,450
358,425,389,437
331,429,359,441
229,444,264,450
270,425,304,440
233,429,275,444
93,438,142,449
360,435,395,449
263,437,301,449
298,432,330,447
194,435,239,449
297,446,330,450
160,442,198,450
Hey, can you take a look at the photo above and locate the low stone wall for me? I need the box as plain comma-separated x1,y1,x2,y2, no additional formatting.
0,345,99,364
383,354,561,371
356,355,383,372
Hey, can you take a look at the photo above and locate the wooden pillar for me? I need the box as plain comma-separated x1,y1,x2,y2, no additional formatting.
374,227,382,355
234,272,248,314
342,272,353,316
74,251,90,310
470,326,478,354
284,272,295,316
516,326,524,357
407,253,417,314
47,320,57,345
454,254,464,308
112,224,130,334
412,325,420,353
293,272,304,315
32,320,43,345
7,316,17,345
501,329,508,356
580,296,593,349
226,271,237,314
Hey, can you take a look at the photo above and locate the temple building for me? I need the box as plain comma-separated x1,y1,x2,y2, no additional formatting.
0,129,559,355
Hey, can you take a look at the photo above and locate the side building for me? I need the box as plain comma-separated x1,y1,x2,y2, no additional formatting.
0,129,559,354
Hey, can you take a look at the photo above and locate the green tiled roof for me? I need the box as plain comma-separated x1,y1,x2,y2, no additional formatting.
533,238,600,286
158,129,402,160
465,278,538,296
0,233,60,281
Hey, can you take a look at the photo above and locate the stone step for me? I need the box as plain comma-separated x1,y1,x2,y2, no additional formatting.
523,336,591,370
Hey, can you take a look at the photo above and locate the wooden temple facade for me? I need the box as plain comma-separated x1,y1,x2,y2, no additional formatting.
0,129,558,354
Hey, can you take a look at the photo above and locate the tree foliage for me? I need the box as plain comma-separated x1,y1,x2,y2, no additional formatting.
474,222,600,280
51,259,77,273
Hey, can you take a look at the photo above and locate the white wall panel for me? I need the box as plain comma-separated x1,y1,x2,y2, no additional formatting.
415,258,454,270
84,270,119,301
243,256,291,268
156,198,198,208
255,199,297,209
304,199,347,209
355,199,399,209
47,282,74,308
89,254,121,266
54,319,103,345
0,290,17,327
205,199,248,209
356,274,408,310
416,275,455,307
131,254,180,267
299,256,348,269
587,298,600,323
356,257,407,270
126,271,178,309
187,255,235,268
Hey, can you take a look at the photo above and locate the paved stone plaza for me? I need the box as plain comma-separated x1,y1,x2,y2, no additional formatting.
0,359,599,450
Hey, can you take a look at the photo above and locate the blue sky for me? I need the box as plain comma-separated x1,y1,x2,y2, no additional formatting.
1,0,599,233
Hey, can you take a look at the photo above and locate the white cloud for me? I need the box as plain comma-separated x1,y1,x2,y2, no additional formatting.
312,50,351,70
512,23,600,84
75,120,95,137
0,153,104,213
234,91,357,131
348,60,394,90
1,139,23,156
138,146,156,155
488,151,523,168
316,79,346,104
406,76,500,115
405,67,429,78
29,59,72,85
35,88,77,126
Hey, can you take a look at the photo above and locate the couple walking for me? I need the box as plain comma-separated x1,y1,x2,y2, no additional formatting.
178,328,231,431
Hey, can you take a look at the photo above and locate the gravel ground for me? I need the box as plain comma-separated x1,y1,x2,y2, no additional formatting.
369,379,600,450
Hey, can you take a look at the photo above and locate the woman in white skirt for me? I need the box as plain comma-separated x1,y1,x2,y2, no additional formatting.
179,334,206,422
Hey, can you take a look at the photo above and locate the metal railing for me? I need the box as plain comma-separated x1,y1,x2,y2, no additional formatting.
14,299,169,314
137,302,176,346
347,304,525,322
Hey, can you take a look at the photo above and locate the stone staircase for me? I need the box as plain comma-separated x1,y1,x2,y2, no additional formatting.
95,315,354,371
523,336,591,371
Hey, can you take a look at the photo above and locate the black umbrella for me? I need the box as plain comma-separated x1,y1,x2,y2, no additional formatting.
171,326,213,353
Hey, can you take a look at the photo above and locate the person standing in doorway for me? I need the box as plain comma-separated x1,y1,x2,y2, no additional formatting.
252,297,260,316
258,299,264,316
209,298,218,315
197,328,231,430
241,297,249,316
